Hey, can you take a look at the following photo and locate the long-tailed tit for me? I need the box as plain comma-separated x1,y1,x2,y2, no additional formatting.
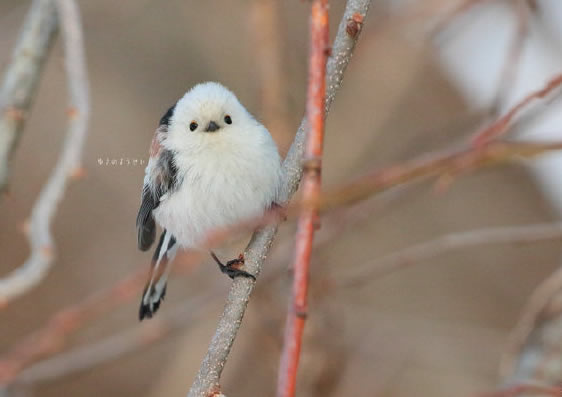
136,82,283,320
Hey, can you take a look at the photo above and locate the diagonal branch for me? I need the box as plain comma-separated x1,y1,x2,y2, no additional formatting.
0,0,58,193
13,265,291,387
336,222,562,288
15,288,220,385
0,0,90,304
0,250,208,385
305,140,562,214
500,265,562,383
276,0,329,396
472,73,562,146
186,1,372,396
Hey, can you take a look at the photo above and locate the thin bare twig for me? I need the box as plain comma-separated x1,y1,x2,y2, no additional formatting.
186,1,372,396
500,265,562,379
477,383,561,397
431,0,494,36
276,1,329,396
249,0,292,151
0,248,210,385
336,222,562,288
0,0,58,193
0,0,90,304
307,140,562,214
0,270,146,384
15,289,219,385
472,73,562,146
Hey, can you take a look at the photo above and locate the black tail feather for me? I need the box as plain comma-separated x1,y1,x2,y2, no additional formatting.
139,283,167,320
138,230,176,321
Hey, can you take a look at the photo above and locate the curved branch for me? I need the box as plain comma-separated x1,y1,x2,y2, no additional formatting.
0,0,90,304
186,1,372,396
0,0,58,193
500,265,562,384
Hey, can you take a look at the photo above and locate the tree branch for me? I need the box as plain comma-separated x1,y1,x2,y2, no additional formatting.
14,288,219,385
336,222,562,288
477,383,561,397
489,0,530,116
276,0,329,396
0,250,211,385
186,1,372,396
500,265,562,386
306,140,562,214
0,0,90,304
0,0,58,194
472,73,562,146
0,271,147,385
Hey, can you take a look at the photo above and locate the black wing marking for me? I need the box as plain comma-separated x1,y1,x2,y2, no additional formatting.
136,149,178,250
136,103,178,251
159,103,176,126
136,186,157,251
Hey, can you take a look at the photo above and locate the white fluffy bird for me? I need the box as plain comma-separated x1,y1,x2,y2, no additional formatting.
136,82,282,320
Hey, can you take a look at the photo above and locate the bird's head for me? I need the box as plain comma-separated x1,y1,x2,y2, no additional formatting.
169,82,254,137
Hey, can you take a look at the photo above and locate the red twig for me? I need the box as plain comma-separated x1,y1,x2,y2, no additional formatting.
472,73,562,146
276,1,329,396
308,140,562,213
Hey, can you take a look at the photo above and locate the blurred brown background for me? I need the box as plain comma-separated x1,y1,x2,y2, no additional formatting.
1,1,560,396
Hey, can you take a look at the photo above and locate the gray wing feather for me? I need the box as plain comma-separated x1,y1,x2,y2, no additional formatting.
136,104,178,251
136,186,158,251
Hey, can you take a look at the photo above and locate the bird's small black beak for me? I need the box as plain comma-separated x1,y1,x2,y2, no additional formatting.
205,121,220,132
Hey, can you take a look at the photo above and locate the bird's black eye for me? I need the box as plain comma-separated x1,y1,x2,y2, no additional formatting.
189,121,198,131
224,115,232,125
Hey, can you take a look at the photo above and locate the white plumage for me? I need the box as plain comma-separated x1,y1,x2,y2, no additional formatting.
155,83,282,246
137,82,282,319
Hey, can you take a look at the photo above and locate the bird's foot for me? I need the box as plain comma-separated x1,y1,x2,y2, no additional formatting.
211,252,256,281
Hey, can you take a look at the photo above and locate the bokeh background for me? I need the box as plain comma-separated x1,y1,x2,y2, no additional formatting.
1,1,562,396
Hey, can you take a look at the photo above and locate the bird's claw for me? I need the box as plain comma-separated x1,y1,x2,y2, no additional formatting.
211,253,256,281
